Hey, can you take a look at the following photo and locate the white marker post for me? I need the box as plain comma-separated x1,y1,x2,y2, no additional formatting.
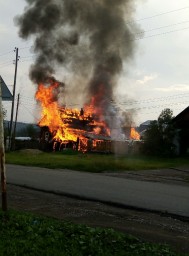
0,77,7,211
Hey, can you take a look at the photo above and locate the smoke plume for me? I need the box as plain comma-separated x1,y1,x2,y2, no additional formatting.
15,0,141,131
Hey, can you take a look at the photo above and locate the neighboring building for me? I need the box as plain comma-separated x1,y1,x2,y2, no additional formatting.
172,107,189,129
172,106,189,155
139,120,154,133
139,120,155,139
0,76,13,101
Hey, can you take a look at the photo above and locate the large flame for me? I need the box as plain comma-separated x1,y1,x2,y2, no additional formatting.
35,80,110,150
130,127,140,140
36,79,140,152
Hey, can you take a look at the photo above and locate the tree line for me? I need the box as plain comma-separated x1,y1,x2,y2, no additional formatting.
141,108,178,157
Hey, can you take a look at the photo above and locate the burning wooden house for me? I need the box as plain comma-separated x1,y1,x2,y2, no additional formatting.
36,79,140,154
39,108,112,153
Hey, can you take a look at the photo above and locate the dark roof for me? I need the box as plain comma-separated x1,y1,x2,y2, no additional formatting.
172,106,189,128
0,76,13,101
140,120,154,126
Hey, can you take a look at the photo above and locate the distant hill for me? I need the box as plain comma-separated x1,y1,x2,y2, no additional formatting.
3,120,40,137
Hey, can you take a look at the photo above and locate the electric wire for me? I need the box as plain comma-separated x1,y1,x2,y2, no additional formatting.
0,50,13,57
20,55,36,59
19,102,39,120
1,5,189,55
134,20,189,36
5,97,189,124
0,63,14,69
19,46,31,50
1,16,189,62
19,92,189,109
0,61,13,67
114,93,189,105
127,6,189,24
134,26,189,40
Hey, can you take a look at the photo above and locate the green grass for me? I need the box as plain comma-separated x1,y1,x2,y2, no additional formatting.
5,150,189,172
0,210,184,256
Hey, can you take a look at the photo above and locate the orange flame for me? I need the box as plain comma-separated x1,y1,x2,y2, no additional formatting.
130,127,140,140
35,80,110,150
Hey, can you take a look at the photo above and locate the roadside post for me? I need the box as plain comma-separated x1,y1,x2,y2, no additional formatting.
0,76,7,211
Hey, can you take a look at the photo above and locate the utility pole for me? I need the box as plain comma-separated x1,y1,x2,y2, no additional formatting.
9,47,19,150
12,94,20,150
0,77,7,211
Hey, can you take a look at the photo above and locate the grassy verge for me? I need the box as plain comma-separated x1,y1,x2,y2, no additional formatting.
0,210,184,256
5,150,189,172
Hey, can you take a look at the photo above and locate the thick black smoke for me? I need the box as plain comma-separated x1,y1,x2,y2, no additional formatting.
15,0,141,129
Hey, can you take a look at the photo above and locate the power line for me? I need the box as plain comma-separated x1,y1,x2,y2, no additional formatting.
122,100,189,112
138,104,189,117
20,54,36,59
0,60,12,66
133,26,189,40
19,92,189,109
19,46,31,50
20,94,35,99
128,6,189,24
135,20,189,36
10,96,189,123
0,50,13,57
115,93,189,105
20,102,39,120
0,6,189,56
0,60,13,66
0,46,31,57
19,59,34,63
1,17,189,66
0,63,13,69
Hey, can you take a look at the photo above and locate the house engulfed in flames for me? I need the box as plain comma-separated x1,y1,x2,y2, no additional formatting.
36,79,140,154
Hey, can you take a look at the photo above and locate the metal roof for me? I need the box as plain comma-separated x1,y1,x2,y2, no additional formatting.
0,76,13,101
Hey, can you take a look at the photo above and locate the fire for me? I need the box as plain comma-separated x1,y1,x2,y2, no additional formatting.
130,127,140,140
36,79,141,152
35,79,111,150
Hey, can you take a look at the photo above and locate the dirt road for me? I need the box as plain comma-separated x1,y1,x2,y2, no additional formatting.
5,183,189,254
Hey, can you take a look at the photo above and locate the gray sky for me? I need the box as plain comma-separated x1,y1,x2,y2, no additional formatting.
1,0,189,125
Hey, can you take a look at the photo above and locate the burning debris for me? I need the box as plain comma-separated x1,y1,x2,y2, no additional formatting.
15,0,141,152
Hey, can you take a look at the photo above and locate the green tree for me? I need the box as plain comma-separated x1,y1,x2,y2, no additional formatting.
158,108,173,126
141,120,162,155
142,108,176,156
26,124,37,139
16,124,39,139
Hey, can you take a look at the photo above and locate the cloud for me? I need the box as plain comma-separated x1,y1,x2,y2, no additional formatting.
155,84,189,92
136,74,157,84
